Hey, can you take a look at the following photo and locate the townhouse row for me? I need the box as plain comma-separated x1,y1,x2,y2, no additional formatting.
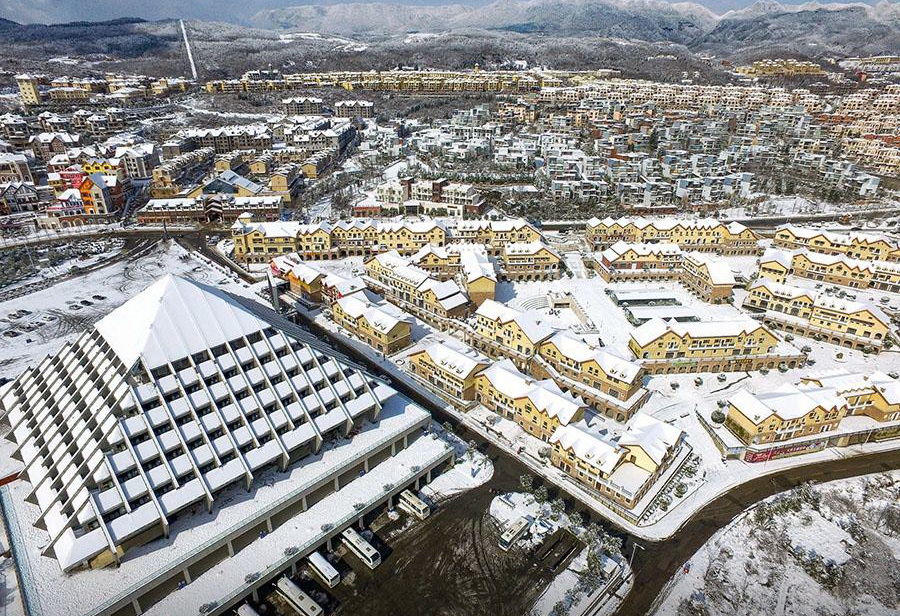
759,247,900,293
407,341,682,509
231,215,542,264
469,300,648,422
585,216,761,255
745,279,892,351
726,369,900,450
594,241,735,303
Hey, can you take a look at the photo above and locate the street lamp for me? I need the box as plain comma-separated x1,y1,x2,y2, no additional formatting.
628,540,644,574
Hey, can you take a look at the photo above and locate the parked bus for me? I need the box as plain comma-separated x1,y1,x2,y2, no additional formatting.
397,489,430,520
341,527,381,569
236,605,261,616
499,516,531,551
276,576,323,616
308,550,340,588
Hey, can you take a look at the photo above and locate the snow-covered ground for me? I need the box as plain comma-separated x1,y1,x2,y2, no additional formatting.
653,471,900,616
419,424,494,502
0,240,259,381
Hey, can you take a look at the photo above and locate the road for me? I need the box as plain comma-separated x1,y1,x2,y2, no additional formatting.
617,447,900,616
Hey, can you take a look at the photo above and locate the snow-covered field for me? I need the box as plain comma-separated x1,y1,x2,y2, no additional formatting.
653,471,900,616
0,240,258,381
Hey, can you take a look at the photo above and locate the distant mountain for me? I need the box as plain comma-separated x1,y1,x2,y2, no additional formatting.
251,0,720,43
249,0,899,56
697,3,900,56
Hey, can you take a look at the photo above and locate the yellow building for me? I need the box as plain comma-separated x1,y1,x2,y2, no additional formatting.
799,370,900,423
746,279,891,351
16,74,42,106
453,218,542,256
726,384,848,445
408,342,489,402
502,241,560,281
586,216,760,255
680,252,735,303
758,249,793,284
471,300,555,364
549,414,683,509
331,293,413,355
789,250,900,293
773,224,900,262
332,219,379,257
231,216,447,263
377,219,447,254
474,359,586,442
536,332,646,421
364,251,470,328
629,318,789,374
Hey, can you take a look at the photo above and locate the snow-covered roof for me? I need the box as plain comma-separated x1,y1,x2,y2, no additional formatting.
618,414,683,466
2,275,397,572
684,251,735,285
550,424,623,476
631,317,766,347
602,241,682,261
760,247,794,269
479,359,585,425
505,241,559,258
335,293,412,334
729,383,846,425
545,332,642,383
476,299,555,344
414,341,488,379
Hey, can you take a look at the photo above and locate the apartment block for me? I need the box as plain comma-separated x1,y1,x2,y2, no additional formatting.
549,415,683,509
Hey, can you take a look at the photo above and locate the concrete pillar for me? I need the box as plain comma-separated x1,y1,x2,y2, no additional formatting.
301,495,307,512
131,599,142,615
363,458,369,473
227,541,235,557
415,477,421,490
183,568,192,584
427,468,432,482
291,562,297,575
266,517,273,533
403,434,408,449
252,589,259,602
334,476,340,491
391,442,396,456
358,516,364,530
327,537,333,551
388,495,393,508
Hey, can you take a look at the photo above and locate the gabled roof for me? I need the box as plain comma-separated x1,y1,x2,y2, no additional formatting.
729,383,846,425
550,424,623,476
479,359,584,425
618,414,682,465
413,341,488,379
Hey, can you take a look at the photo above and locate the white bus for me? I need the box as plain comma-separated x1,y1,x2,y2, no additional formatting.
397,489,430,520
236,605,261,616
499,516,531,552
276,576,323,616
308,550,340,588
341,527,381,569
